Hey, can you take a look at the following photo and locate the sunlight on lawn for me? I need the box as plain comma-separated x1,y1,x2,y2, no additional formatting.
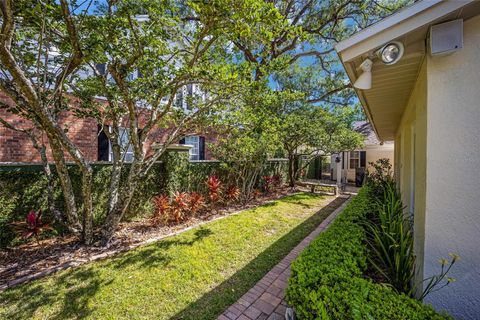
0,193,342,320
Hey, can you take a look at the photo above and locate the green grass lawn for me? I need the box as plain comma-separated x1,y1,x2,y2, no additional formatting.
0,193,344,320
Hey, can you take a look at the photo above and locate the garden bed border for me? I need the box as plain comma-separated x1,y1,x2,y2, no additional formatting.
0,191,335,292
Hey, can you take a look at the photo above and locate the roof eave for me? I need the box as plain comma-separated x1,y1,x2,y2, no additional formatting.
335,0,473,62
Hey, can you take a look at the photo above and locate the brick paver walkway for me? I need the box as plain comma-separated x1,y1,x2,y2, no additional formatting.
218,194,354,320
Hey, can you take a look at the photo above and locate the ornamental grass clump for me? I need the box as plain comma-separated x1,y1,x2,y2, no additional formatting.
365,181,416,295
365,158,458,299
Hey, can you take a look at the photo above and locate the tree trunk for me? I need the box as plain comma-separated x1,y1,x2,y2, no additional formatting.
100,161,143,245
288,153,295,188
36,143,63,224
80,166,94,244
107,140,123,213
48,134,82,234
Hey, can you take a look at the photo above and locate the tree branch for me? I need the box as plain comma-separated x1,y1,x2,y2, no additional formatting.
307,84,351,104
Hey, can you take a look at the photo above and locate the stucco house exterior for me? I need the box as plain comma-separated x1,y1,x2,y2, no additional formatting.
330,121,394,184
335,0,480,318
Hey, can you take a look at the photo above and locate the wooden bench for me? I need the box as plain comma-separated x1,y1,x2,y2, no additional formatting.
296,181,338,195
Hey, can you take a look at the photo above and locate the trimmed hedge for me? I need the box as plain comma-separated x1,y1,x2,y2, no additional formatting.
286,188,449,320
0,157,287,248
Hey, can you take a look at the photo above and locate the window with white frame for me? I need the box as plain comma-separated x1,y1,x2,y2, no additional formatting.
175,84,203,111
109,127,134,162
349,151,360,169
184,136,200,160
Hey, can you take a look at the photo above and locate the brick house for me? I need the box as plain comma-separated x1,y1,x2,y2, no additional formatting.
0,92,216,163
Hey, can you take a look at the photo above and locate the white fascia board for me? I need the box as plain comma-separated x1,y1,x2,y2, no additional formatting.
335,0,473,62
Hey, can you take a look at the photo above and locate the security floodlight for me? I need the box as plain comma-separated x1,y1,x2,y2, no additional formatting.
377,41,404,65
353,58,373,90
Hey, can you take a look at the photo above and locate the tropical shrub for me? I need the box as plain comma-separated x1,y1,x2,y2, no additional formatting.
10,210,53,243
286,188,449,319
187,192,205,217
272,173,283,189
206,175,222,205
152,195,170,226
365,158,394,199
262,175,274,193
224,185,241,203
0,159,288,247
171,192,188,223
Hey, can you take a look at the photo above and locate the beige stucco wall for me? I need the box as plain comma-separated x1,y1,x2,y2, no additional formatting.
395,15,480,318
330,144,394,182
421,15,480,318
395,58,428,295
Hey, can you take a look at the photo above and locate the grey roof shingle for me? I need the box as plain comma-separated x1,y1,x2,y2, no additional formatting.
353,121,393,146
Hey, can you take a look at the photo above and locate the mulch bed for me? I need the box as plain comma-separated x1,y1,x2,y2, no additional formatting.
0,187,308,290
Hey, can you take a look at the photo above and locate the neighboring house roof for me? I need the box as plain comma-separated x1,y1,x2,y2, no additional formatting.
334,0,480,140
353,121,392,146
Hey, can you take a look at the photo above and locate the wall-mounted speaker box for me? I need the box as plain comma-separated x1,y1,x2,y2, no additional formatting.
430,19,463,56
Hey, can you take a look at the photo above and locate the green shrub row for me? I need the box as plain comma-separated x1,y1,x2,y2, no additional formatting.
286,188,448,320
0,157,287,248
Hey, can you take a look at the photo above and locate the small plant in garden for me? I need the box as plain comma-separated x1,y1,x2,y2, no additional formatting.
225,185,240,203
365,158,394,199
262,175,274,193
300,169,306,179
272,173,283,189
365,174,460,300
206,175,222,205
419,253,459,300
187,192,205,217
10,210,52,243
152,195,170,225
365,181,416,295
171,192,188,223
251,189,262,200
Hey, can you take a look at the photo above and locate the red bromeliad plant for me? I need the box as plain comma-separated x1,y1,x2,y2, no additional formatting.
172,192,188,223
225,185,240,203
300,169,306,179
272,174,283,189
251,189,262,200
262,175,274,193
206,175,222,205
152,195,170,225
10,210,52,243
187,192,205,217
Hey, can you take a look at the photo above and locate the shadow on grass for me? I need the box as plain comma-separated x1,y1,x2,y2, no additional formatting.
0,267,111,320
0,227,213,320
109,227,213,270
278,193,326,209
171,196,346,320
0,195,344,320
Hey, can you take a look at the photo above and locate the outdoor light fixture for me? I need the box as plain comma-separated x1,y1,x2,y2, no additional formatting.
377,41,404,65
353,58,372,90
353,41,404,90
